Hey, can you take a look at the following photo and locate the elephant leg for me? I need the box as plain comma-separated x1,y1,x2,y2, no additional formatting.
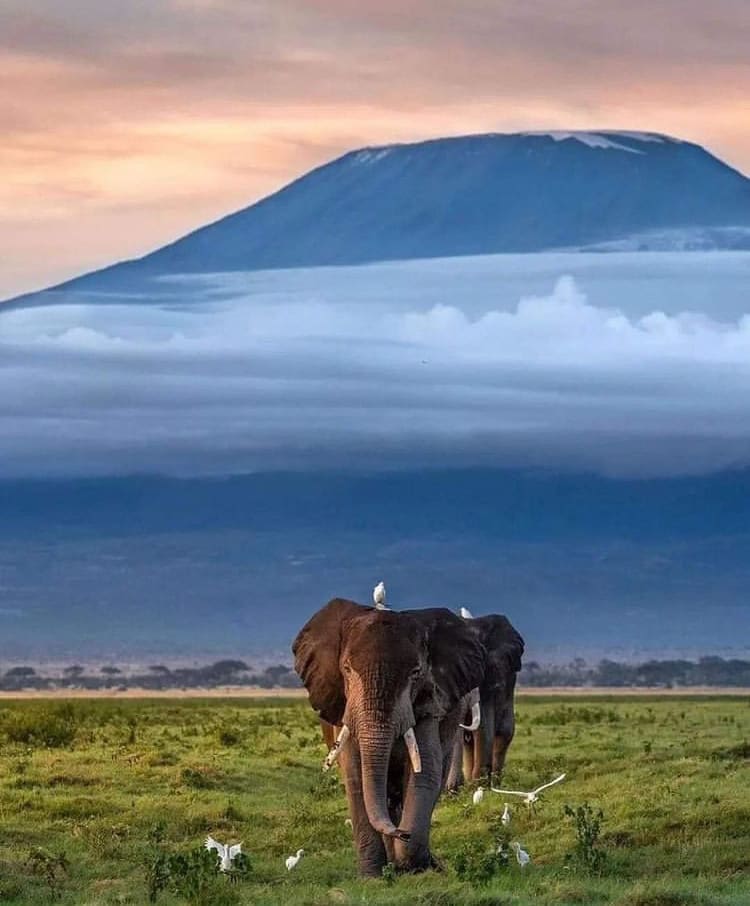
491,702,516,778
444,730,463,791
320,719,337,751
394,720,442,871
340,737,387,877
472,699,495,780
384,760,405,864
462,730,474,783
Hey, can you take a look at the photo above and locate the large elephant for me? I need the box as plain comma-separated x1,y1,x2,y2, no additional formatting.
446,614,524,789
293,598,486,877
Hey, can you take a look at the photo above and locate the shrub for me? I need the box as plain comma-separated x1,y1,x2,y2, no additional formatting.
1,704,79,748
143,825,249,906
217,725,241,746
179,765,219,789
25,849,69,900
564,803,607,874
452,840,508,884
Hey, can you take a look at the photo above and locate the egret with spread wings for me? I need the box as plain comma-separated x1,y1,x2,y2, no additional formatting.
205,836,242,872
490,772,566,806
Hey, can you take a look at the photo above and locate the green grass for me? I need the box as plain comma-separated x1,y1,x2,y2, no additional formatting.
0,695,748,905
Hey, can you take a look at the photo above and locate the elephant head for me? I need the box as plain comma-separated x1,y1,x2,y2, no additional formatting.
293,598,485,875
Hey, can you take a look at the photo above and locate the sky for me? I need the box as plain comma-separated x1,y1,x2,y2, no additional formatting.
2,253,750,479
2,0,750,298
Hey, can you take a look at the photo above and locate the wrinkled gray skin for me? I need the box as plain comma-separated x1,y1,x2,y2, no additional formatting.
445,614,524,790
293,599,486,877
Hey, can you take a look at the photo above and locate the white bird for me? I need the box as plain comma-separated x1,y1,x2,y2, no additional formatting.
344,818,353,828
511,841,530,868
460,606,474,619
373,581,389,610
285,849,304,871
501,803,511,826
204,837,242,872
491,772,566,806
472,786,485,805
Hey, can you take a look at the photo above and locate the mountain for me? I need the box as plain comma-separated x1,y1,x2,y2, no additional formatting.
12,130,750,301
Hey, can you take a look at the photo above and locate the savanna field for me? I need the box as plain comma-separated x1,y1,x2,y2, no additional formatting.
0,696,748,906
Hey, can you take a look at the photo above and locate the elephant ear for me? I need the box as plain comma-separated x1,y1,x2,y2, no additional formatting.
406,608,487,716
292,598,366,725
475,614,525,674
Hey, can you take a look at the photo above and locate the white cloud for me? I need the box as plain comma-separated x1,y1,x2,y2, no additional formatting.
1,252,750,478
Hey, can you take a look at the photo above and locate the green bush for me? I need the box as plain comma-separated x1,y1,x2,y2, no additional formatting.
144,824,249,906
564,803,607,874
0,704,79,748
452,840,508,884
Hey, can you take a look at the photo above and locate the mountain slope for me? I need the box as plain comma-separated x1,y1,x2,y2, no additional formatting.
2,469,750,656
14,130,750,299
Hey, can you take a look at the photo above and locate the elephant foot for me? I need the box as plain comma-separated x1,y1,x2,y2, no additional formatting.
429,853,445,872
393,849,437,874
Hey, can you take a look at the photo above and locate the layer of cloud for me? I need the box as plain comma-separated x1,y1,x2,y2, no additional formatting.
2,0,750,296
2,253,750,478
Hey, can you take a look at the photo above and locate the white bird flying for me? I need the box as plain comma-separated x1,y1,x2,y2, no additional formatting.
285,849,304,871
472,786,485,805
460,606,474,619
373,581,388,610
511,841,530,868
204,837,242,872
501,803,511,826
491,772,566,806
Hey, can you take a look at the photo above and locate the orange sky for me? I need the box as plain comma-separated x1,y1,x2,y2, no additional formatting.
2,0,749,297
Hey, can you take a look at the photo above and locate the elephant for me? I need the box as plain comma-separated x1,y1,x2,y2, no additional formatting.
293,598,486,877
446,613,524,790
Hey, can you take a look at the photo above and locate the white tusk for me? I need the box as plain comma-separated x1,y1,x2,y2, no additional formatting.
403,727,422,774
323,724,350,771
460,702,481,732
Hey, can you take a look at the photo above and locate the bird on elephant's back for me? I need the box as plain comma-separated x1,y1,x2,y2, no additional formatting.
292,598,487,877
446,612,524,790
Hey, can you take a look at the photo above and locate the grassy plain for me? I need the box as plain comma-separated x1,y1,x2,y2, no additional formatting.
0,695,748,906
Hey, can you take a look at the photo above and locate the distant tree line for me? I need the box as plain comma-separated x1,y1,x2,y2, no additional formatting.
2,656,749,692
521,656,750,688
0,660,302,692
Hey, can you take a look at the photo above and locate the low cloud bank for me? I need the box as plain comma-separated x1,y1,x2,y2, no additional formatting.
2,259,750,478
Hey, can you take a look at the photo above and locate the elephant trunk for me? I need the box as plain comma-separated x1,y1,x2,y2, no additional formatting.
358,726,409,840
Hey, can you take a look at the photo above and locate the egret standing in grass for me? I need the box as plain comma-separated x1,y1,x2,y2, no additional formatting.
501,803,511,826
285,849,304,871
373,581,389,610
472,786,485,805
511,842,530,867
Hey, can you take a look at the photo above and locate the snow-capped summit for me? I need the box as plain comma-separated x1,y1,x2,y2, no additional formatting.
11,129,750,302
518,130,682,153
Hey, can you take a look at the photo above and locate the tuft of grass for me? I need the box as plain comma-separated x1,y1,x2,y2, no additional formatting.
710,740,750,761
0,703,80,748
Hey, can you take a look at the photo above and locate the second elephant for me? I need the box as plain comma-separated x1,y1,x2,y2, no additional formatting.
447,613,524,788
